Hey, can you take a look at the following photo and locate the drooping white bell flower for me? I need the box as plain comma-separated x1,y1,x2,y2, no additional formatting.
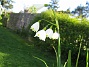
34,30,46,41
30,22,39,32
52,32,59,39
46,29,53,39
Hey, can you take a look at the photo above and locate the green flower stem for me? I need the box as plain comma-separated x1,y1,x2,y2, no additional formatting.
43,24,50,30
51,45,58,67
57,36,61,67
40,19,56,26
76,41,82,67
55,13,61,67
53,10,61,67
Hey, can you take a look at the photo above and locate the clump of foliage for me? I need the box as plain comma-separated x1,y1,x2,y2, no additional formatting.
0,12,10,27
28,6,37,13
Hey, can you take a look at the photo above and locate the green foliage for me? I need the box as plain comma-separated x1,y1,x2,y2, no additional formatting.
1,13,10,27
28,6,37,13
29,9,89,67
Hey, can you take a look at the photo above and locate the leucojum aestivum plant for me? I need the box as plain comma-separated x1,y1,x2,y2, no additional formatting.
30,10,89,67
30,10,61,67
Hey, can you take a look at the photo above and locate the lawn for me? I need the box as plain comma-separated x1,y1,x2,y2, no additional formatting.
0,26,56,67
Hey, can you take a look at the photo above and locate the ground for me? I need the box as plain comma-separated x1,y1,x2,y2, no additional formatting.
0,26,56,67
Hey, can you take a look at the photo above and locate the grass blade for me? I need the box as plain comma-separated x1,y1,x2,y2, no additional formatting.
67,50,71,67
33,56,49,67
76,42,82,67
52,45,58,67
63,60,68,67
86,48,89,67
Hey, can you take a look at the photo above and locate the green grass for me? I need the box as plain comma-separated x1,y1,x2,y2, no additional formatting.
0,26,56,67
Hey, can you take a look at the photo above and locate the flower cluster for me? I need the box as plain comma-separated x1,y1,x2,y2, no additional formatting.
30,22,59,41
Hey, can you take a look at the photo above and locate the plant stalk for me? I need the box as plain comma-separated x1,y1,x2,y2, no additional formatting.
53,10,61,67
67,50,71,67
75,42,82,67
57,36,61,67
86,48,89,67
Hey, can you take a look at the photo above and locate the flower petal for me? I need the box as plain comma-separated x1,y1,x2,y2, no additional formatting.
52,32,59,39
34,30,46,41
46,29,53,39
30,22,39,32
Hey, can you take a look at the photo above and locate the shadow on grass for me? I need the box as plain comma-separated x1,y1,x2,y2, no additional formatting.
0,26,48,67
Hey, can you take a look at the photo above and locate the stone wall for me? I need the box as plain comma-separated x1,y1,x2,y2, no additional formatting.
7,13,37,31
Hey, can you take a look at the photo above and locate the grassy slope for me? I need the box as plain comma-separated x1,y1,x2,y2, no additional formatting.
0,26,56,67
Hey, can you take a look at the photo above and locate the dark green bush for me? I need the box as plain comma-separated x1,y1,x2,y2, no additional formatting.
29,10,89,66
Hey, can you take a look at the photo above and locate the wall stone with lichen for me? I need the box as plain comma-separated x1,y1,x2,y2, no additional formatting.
7,13,36,31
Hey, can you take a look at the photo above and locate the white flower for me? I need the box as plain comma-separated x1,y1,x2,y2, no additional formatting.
46,29,53,39
52,32,59,39
30,22,39,32
34,30,46,41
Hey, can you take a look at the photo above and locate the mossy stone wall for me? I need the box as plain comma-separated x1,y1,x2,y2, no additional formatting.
7,13,36,31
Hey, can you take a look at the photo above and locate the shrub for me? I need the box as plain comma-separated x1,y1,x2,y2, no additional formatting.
1,13,10,27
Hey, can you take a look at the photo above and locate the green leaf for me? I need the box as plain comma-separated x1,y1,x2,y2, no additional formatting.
86,49,89,67
67,50,71,67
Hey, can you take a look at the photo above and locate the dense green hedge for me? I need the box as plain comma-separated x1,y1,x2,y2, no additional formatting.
29,10,89,66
